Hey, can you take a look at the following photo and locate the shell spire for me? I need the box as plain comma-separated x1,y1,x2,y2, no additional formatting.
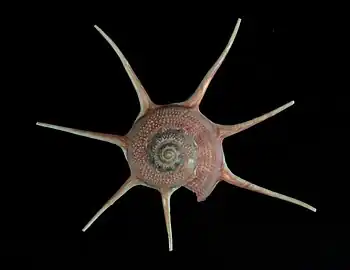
36,18,316,252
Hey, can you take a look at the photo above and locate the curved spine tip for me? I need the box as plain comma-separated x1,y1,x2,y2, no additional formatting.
221,164,316,213
160,187,178,252
93,25,155,121
217,100,295,138
82,177,140,232
36,122,128,148
180,18,242,109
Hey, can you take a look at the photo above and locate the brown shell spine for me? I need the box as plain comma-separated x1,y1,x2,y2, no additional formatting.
36,18,316,252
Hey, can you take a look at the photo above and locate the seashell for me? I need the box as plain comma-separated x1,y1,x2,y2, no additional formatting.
36,18,316,252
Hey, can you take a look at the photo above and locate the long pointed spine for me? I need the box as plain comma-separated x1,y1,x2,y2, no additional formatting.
160,187,178,251
82,177,141,232
221,165,316,212
94,25,155,121
36,122,128,148
180,18,242,109
217,101,295,138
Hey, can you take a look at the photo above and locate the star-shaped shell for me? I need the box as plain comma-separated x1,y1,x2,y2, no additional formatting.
36,18,316,251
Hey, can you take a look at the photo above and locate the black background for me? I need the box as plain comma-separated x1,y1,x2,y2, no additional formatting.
29,2,346,269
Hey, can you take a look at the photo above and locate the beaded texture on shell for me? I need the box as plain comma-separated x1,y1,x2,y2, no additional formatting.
127,105,223,201
36,18,316,252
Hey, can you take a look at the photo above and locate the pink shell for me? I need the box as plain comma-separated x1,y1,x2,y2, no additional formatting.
127,105,223,201
36,19,316,252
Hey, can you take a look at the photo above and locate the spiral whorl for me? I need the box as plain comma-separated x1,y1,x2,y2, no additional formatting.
127,106,221,189
147,129,196,173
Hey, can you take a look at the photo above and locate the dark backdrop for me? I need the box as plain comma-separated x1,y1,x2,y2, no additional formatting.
30,2,346,269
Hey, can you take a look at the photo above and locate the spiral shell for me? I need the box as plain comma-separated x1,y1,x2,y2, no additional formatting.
146,128,197,174
36,19,318,253
127,105,223,198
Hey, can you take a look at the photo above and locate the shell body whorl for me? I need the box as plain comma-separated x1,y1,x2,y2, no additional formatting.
127,105,223,199
36,20,316,253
